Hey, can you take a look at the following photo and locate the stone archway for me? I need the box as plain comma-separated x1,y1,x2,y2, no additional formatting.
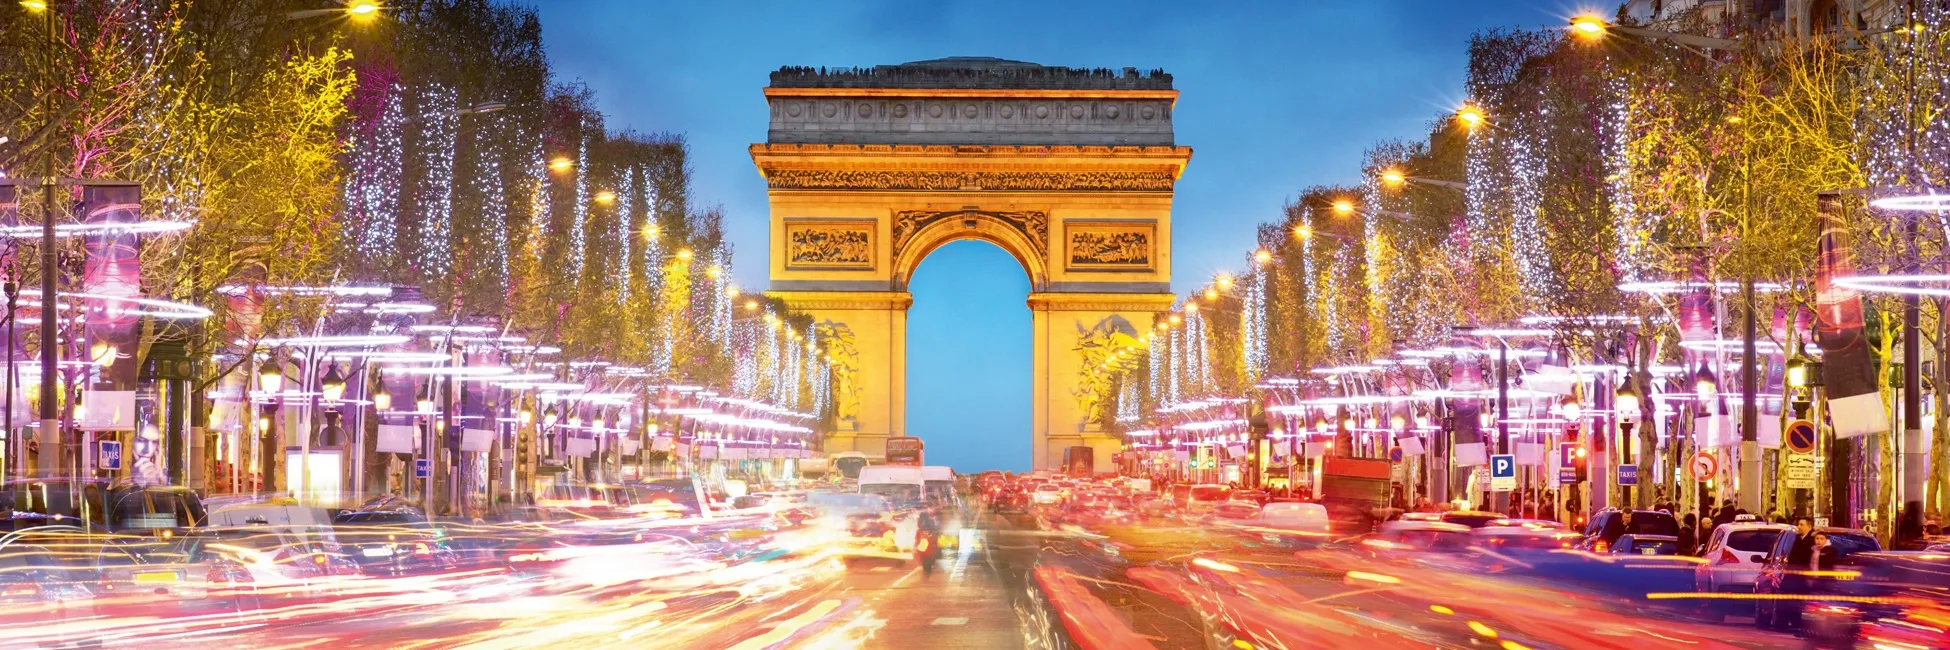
756,57,1190,471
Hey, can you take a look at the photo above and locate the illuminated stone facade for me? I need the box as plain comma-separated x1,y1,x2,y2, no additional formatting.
757,57,1189,471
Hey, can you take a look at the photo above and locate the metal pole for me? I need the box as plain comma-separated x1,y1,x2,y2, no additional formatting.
1740,280,1763,513
1496,341,1509,513
36,6,60,479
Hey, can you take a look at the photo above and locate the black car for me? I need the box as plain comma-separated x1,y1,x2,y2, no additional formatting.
1611,534,1681,556
1799,552,1950,648
1578,508,1678,552
1753,526,1882,630
330,510,458,576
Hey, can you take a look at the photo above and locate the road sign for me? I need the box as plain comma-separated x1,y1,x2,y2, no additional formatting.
414,458,431,478
1785,419,1818,454
1688,452,1718,481
1557,442,1579,484
1785,453,1819,489
1617,465,1638,486
1388,446,1404,463
98,440,122,471
1490,454,1517,492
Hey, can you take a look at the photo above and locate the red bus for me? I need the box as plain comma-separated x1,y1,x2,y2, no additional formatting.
886,436,924,466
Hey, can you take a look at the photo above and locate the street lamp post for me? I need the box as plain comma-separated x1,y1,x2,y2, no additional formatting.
258,362,283,496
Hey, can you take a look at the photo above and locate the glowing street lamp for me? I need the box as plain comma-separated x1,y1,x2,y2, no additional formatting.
1694,362,1718,398
592,190,617,204
1379,168,1407,186
1293,224,1312,240
1253,249,1273,264
548,157,574,173
1456,104,1486,131
320,364,347,402
1331,199,1355,215
19,0,46,11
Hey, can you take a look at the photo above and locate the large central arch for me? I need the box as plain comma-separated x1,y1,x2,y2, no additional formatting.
755,57,1190,471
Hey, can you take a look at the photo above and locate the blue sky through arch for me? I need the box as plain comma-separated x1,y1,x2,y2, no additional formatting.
905,240,1032,473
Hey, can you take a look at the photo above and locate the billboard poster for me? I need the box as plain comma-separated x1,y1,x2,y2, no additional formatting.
1814,193,1888,438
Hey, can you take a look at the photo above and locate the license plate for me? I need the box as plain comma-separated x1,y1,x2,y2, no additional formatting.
361,547,394,558
134,571,179,584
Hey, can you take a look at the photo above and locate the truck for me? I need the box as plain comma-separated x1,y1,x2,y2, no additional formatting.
858,465,926,510
1317,456,1392,534
885,436,924,466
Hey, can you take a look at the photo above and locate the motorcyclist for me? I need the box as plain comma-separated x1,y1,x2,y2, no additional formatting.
916,506,943,576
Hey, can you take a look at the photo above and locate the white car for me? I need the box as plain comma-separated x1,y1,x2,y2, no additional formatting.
1695,522,1791,596
1256,502,1329,532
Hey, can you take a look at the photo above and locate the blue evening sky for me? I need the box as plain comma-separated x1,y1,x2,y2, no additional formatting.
535,0,1575,472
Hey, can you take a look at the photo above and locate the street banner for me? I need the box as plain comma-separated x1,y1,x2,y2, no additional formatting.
698,444,717,459
1397,434,1425,456
80,184,143,391
1757,415,1783,449
1528,366,1578,396
1815,192,1889,438
375,424,416,454
459,428,493,453
1514,441,1545,466
1695,414,1737,448
651,436,673,451
1303,442,1326,458
1453,441,1488,467
77,390,137,431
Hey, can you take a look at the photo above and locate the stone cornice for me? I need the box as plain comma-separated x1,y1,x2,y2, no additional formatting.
764,87,1180,102
751,143,1192,158
1025,292,1177,313
767,290,914,311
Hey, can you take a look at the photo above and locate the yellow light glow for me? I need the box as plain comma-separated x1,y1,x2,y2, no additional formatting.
1215,274,1234,290
1156,322,1169,331
706,265,723,278
1331,199,1355,215
347,1,381,16
1345,570,1402,585
373,393,391,411
1185,301,1198,312
1254,249,1272,264
1467,621,1498,638
592,190,616,204
20,0,47,10
744,299,760,312
727,287,740,298
1456,104,1486,130
1169,315,1183,325
1380,168,1406,186
1570,15,1607,37
417,399,433,413
1429,605,1454,615
1727,115,1744,124
676,249,694,260
643,224,661,239
1203,288,1218,300
1192,558,1240,573
1294,225,1312,239
547,157,573,172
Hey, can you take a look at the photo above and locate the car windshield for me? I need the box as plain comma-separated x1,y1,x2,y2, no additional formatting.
860,484,923,508
1396,529,1471,551
1627,538,1679,555
109,489,206,531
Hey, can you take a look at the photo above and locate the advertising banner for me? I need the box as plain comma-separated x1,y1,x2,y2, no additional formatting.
1814,193,1889,437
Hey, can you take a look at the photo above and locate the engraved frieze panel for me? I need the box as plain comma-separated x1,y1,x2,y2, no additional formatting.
892,210,1048,260
1064,221,1155,271
785,220,876,270
764,169,1175,192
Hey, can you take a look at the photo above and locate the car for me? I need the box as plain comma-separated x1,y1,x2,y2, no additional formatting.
1470,526,1582,552
1439,510,1508,529
1796,552,1950,647
1611,534,1680,556
1228,490,1272,506
1577,508,1679,552
1753,526,1882,631
1184,484,1232,514
1256,502,1329,532
1360,521,1473,555
1212,500,1261,520
1693,522,1790,600
0,539,103,648
1486,518,1565,530
329,509,460,577
1030,483,1066,506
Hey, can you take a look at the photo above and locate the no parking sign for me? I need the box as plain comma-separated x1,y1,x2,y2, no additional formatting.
1688,452,1719,482
1785,419,1817,454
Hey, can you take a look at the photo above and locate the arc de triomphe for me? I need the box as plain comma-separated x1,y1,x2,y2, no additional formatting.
754,57,1189,472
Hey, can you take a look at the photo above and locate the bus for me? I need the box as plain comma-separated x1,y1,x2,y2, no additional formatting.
832,452,871,480
885,436,924,466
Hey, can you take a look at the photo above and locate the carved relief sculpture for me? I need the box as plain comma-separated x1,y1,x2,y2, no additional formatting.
765,169,1175,192
1065,221,1154,270
785,221,874,270
891,209,1047,260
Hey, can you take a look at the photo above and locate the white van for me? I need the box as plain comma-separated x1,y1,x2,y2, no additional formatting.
858,466,926,509
921,466,956,505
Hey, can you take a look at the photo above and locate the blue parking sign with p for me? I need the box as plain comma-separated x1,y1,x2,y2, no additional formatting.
1490,454,1517,491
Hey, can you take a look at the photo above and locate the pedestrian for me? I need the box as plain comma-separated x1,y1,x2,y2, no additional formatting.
1539,499,1556,524
1677,513,1698,556
1898,501,1925,550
